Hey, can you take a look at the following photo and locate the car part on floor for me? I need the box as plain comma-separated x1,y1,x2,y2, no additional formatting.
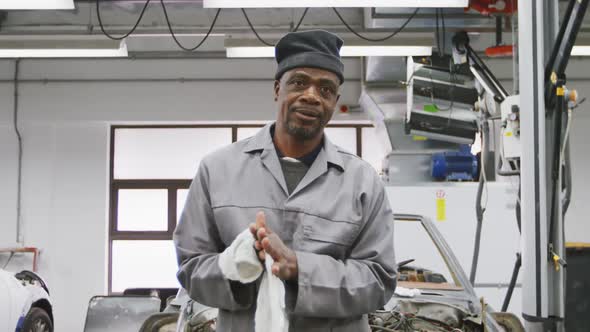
370,300,484,332
138,312,179,332
83,295,161,332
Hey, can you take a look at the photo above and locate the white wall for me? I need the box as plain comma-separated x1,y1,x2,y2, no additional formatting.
0,61,17,247
0,57,363,332
20,123,109,332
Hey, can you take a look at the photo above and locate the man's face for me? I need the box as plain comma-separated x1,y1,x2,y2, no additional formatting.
274,67,341,141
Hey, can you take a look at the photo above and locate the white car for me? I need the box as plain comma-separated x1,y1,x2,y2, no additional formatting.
0,269,53,332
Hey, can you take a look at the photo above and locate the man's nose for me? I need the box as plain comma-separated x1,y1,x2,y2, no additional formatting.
299,85,321,105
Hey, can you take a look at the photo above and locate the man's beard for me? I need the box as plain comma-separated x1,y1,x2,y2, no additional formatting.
284,110,325,140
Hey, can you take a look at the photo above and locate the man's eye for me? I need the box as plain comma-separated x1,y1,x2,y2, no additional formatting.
321,86,335,95
293,80,305,86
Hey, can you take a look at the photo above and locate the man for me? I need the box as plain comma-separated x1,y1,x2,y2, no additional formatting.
174,30,396,332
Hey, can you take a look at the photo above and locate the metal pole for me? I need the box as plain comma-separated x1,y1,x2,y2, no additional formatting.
13,59,24,246
518,0,550,330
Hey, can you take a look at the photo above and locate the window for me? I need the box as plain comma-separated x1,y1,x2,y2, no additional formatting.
111,240,179,292
394,218,459,289
114,128,232,179
109,123,378,293
117,189,168,231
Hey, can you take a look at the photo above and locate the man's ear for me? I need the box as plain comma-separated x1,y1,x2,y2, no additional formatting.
273,80,280,101
336,94,341,103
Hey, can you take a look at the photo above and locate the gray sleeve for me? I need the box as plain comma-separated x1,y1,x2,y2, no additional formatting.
285,178,396,318
173,161,256,311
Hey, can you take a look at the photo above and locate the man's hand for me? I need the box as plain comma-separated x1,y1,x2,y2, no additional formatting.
249,211,298,281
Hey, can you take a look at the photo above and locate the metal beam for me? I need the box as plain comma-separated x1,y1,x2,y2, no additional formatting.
518,0,550,330
518,0,577,330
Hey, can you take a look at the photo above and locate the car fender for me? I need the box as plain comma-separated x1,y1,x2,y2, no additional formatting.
0,269,51,331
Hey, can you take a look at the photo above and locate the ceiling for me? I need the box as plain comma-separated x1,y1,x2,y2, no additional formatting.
0,1,586,57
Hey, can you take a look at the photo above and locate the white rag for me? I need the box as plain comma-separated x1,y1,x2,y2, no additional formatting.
218,229,289,332
394,286,421,298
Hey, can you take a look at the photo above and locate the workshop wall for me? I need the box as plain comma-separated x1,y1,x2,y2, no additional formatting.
0,56,589,331
0,57,362,332
0,70,17,247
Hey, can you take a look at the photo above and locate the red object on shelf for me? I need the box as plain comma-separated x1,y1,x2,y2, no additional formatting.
0,247,40,272
469,0,517,15
485,45,514,57
339,105,349,113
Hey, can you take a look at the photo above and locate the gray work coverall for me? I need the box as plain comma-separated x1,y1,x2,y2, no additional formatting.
174,123,396,332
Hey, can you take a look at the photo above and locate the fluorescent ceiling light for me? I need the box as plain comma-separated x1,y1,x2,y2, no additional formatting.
126,33,226,53
227,46,432,58
205,0,467,8
1,0,74,10
571,46,590,56
341,46,431,57
0,47,128,58
227,46,275,58
225,37,432,57
0,36,127,58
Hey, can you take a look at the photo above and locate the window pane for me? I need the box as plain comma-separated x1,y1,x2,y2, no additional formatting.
114,128,232,179
394,219,457,287
362,127,386,173
324,128,357,155
117,189,168,231
112,240,179,293
177,189,189,224
237,127,263,141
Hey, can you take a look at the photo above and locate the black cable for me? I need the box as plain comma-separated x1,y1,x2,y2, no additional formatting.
470,171,485,285
241,8,274,47
13,60,23,245
516,184,521,233
436,59,456,113
368,325,397,332
96,0,152,40
563,142,572,216
435,9,441,56
572,97,586,109
461,39,509,101
2,252,15,269
501,253,521,312
424,58,455,131
495,16,502,46
292,8,309,32
333,7,420,42
441,8,446,54
502,170,522,312
161,1,221,51
560,97,579,217
549,81,565,244
470,120,488,285
502,157,522,312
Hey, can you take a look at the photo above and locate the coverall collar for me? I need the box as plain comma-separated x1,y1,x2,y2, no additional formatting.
243,123,344,172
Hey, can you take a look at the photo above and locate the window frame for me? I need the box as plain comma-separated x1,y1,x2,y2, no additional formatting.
108,123,372,293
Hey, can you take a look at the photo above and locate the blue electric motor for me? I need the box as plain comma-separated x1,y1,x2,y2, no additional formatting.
431,145,478,181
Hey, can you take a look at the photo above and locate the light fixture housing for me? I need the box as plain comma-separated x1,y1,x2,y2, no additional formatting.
1,0,74,10
204,0,468,8
0,36,128,58
571,46,590,56
225,37,433,58
125,34,226,54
